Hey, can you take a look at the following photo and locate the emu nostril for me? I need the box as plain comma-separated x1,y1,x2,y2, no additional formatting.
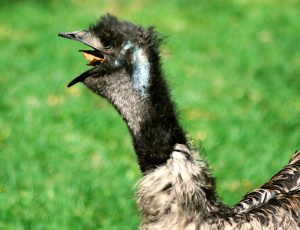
69,33,77,39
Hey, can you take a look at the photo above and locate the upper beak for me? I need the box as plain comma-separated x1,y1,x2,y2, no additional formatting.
58,30,105,53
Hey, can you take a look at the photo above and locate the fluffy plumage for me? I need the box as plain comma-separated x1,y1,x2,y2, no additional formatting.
137,146,300,229
59,14,300,229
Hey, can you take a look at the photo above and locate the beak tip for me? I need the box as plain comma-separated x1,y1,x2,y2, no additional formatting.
58,32,70,38
67,81,75,88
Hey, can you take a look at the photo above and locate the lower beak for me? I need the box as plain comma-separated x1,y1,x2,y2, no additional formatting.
67,66,101,88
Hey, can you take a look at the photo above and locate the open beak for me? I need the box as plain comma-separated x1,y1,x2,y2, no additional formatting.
58,30,106,87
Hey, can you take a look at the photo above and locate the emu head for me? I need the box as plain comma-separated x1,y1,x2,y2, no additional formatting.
59,14,187,172
58,14,162,100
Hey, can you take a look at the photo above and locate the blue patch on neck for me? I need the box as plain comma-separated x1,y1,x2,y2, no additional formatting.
121,42,150,97
132,47,150,97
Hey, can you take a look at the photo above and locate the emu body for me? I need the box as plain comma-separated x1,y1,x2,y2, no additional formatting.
59,14,300,229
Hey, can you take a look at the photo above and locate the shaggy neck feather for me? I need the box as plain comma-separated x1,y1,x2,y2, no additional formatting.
137,144,231,229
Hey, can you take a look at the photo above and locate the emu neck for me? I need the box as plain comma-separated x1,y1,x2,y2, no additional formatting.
116,50,187,172
135,51,187,173
133,87,187,173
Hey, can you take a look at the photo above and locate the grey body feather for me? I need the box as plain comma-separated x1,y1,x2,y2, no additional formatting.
138,146,300,229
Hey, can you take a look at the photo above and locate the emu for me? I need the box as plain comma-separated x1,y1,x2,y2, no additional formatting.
59,14,300,229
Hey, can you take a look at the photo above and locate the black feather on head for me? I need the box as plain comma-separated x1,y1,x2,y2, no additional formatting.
90,14,142,48
90,14,164,53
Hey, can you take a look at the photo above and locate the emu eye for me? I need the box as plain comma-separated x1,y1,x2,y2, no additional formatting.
104,46,113,51
101,39,112,49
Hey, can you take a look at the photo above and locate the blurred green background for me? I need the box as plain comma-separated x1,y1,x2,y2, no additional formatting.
0,0,299,229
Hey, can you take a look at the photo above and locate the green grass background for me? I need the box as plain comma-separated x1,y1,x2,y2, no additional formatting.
0,0,299,229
